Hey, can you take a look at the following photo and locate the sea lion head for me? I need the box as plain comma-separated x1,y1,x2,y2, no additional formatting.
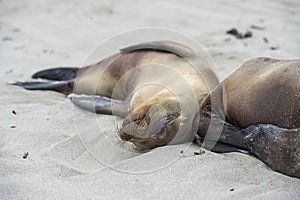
118,98,181,150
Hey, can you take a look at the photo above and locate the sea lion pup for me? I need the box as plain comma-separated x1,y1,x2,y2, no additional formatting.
198,57,300,178
13,41,219,150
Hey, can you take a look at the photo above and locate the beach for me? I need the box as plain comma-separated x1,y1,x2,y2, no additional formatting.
1,0,300,199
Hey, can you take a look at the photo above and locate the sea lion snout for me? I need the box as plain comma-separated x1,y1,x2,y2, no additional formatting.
119,129,132,141
118,101,182,150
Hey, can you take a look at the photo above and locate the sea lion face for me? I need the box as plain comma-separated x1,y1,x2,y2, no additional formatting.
119,99,181,150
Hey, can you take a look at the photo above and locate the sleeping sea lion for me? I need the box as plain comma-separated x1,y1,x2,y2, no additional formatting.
198,57,300,178
13,42,299,178
13,41,219,150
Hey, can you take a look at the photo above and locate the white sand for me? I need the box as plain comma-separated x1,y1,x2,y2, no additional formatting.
1,0,300,199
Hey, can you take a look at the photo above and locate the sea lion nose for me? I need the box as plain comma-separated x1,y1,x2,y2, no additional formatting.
120,129,132,141
123,132,132,141
122,119,131,126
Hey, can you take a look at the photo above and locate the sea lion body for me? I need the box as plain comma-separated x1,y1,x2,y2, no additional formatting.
14,41,214,149
198,57,300,178
74,51,208,108
73,50,211,149
224,58,300,129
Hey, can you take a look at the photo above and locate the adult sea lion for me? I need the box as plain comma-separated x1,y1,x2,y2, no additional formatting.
198,57,300,178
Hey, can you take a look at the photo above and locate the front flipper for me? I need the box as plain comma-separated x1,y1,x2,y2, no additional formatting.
69,94,128,117
197,116,248,153
241,124,300,178
207,141,248,153
222,124,300,178
202,119,300,178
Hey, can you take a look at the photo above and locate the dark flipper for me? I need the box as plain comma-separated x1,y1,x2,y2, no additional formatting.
200,116,300,178
69,94,128,117
241,124,300,178
11,81,73,94
208,141,247,153
196,121,247,153
32,67,79,81
221,123,300,178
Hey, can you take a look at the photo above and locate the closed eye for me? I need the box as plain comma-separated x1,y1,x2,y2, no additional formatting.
166,112,180,125
133,113,146,122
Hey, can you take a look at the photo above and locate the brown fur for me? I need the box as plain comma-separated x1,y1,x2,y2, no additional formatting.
14,42,300,177
198,57,300,178
70,42,213,150
224,57,300,129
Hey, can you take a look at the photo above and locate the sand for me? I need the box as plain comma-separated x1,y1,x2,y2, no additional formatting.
0,0,299,199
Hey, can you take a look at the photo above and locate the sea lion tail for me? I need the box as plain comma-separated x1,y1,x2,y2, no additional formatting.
32,67,79,81
11,80,74,94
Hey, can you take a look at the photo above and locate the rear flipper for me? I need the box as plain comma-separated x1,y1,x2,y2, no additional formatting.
69,94,128,117
32,67,79,81
11,81,73,94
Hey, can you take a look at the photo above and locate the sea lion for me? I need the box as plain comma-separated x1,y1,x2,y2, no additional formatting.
13,42,300,178
198,57,300,178
13,41,219,150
